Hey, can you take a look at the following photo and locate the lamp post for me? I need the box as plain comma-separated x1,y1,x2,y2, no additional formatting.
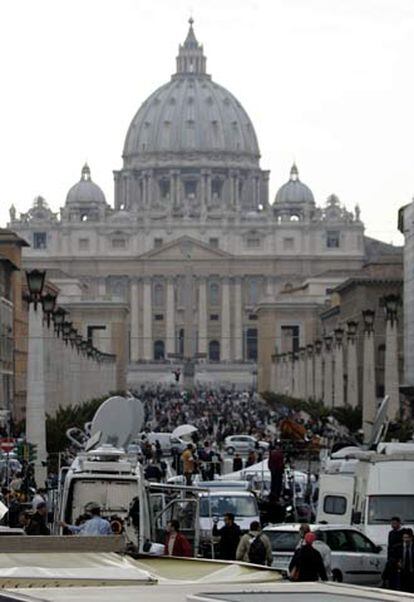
306,344,314,400
384,294,401,420
314,339,323,401
333,328,345,407
346,320,359,408
362,309,376,441
323,336,333,407
25,269,48,487
52,307,66,336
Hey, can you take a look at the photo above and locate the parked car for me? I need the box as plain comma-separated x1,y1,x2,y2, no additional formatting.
137,432,188,455
263,523,386,585
224,435,269,455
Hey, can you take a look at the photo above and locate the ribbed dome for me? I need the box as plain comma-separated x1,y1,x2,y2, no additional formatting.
66,164,106,206
274,164,314,204
123,21,260,163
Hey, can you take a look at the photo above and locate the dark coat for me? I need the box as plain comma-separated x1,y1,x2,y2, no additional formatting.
388,528,403,559
289,544,328,582
26,512,50,536
212,522,241,560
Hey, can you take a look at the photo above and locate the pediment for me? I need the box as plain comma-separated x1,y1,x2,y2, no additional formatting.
141,236,233,260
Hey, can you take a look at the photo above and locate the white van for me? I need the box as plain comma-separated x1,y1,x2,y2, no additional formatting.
138,432,188,454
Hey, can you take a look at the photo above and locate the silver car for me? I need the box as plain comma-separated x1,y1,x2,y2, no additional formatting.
224,435,269,455
263,523,386,585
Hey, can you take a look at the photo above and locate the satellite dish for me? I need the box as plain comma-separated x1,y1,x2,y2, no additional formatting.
90,396,138,449
367,395,390,449
127,397,145,437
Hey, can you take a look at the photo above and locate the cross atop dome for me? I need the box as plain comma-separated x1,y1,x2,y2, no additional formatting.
175,17,207,76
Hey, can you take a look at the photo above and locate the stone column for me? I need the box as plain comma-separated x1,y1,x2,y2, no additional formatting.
166,277,175,357
346,321,359,408
384,295,401,420
287,353,294,396
198,277,207,356
292,354,300,398
323,336,333,407
333,328,345,407
206,171,212,206
314,340,323,401
142,277,152,360
362,310,376,441
306,344,314,400
298,347,307,399
234,277,243,360
130,278,140,362
221,277,231,361
26,305,47,487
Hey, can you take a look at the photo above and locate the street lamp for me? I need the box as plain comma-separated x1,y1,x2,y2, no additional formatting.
69,327,77,348
26,269,46,310
80,340,88,356
52,307,66,336
334,328,344,346
41,292,57,327
362,309,375,333
324,335,333,352
62,320,72,343
314,339,323,354
347,320,358,341
384,294,400,325
306,344,313,357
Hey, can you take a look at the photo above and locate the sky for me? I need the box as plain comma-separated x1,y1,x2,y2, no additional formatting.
0,0,413,244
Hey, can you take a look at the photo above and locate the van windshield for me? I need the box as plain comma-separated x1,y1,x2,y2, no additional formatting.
200,495,257,518
368,495,414,524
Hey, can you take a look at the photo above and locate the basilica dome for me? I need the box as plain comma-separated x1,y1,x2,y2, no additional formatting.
274,164,314,205
123,20,260,165
66,164,106,206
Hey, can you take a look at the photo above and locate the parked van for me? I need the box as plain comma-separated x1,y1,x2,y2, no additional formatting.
138,432,188,455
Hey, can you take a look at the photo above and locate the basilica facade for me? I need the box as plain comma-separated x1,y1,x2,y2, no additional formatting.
10,21,372,388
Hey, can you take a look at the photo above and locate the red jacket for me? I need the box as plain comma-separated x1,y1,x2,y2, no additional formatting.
164,532,192,557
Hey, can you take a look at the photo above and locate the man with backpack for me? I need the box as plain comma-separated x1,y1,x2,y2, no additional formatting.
236,520,273,566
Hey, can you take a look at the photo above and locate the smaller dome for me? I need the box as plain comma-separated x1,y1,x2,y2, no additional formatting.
274,163,314,205
66,164,106,206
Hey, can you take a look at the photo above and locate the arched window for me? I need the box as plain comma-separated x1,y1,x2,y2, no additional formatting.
377,343,386,366
154,340,165,360
209,340,220,362
209,282,219,305
154,283,164,307
246,328,258,361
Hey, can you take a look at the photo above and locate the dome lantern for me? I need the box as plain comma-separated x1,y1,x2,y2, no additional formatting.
175,18,207,76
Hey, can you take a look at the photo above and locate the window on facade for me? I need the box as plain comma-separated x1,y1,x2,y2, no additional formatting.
154,238,163,248
33,232,47,249
112,238,126,249
246,328,258,360
327,230,340,248
159,179,170,199
153,340,165,360
209,238,219,248
281,325,300,354
209,340,220,362
325,288,333,295
209,282,219,305
154,283,164,307
283,237,294,251
210,314,219,321
211,178,222,199
247,278,260,305
79,238,89,251
87,325,106,346
154,314,164,321
246,237,261,249
249,314,258,321
184,180,197,197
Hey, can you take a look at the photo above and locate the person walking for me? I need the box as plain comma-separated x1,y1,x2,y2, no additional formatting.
164,520,192,557
181,443,195,486
60,505,112,536
396,528,414,593
236,520,273,566
388,516,403,559
289,532,328,582
383,517,404,589
232,454,243,472
268,443,284,499
26,502,50,535
212,512,241,560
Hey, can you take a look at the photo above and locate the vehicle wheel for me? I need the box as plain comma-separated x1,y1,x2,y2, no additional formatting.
332,569,343,583
227,446,235,455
